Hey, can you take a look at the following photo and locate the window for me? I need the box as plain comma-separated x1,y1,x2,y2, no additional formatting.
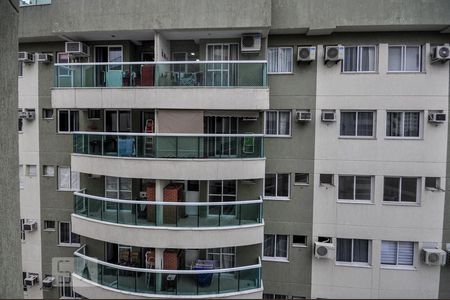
18,110,23,132
87,109,101,120
336,238,370,264
263,294,288,299
58,275,78,298
383,177,419,203
18,61,23,77
264,234,288,260
105,110,131,132
342,46,377,72
268,47,293,74
340,111,375,137
19,165,24,189
105,176,132,199
388,45,423,72
425,177,441,190
42,109,54,119
26,165,37,177
294,173,309,185
44,220,56,231
43,165,55,177
320,174,334,185
208,180,237,215
265,111,291,136
58,222,80,246
264,173,290,199
57,167,80,191
20,219,25,240
58,110,79,133
338,175,372,201
292,235,307,247
386,111,421,138
381,241,414,266
207,247,236,268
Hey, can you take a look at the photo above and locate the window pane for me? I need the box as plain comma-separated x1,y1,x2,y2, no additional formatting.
105,176,118,192
118,111,131,132
71,232,80,244
355,176,372,200
336,238,352,262
59,111,69,132
58,167,71,190
278,112,290,135
277,174,289,197
265,111,278,135
405,46,420,72
357,112,374,136
119,178,132,192
264,234,275,257
264,174,276,197
381,241,397,265
209,181,222,195
276,235,288,258
398,242,414,265
70,111,79,131
384,177,400,201
338,176,354,200
105,111,118,132
267,48,278,73
353,239,369,263
386,112,402,137
340,112,356,136
280,48,293,73
401,178,417,202
403,112,420,137
360,46,376,71
59,223,70,244
388,46,402,71
222,180,236,195
343,47,357,72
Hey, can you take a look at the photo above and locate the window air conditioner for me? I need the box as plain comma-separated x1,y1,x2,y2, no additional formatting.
423,248,447,266
297,46,316,62
314,241,335,259
18,52,34,63
296,110,312,122
36,53,53,64
18,111,28,119
65,42,90,56
24,274,39,287
431,45,450,63
428,112,446,123
321,111,336,122
23,220,38,232
139,191,148,198
24,110,36,121
324,45,344,63
42,276,55,289
241,33,262,53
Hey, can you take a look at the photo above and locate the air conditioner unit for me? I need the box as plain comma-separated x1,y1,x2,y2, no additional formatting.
321,111,336,122
24,110,35,121
428,112,446,123
324,45,345,63
241,33,262,53
65,42,90,56
431,45,450,63
297,46,316,62
296,111,312,122
18,111,28,119
36,53,53,63
24,274,39,287
139,191,148,198
314,241,335,259
23,220,38,232
18,52,34,63
42,276,55,289
423,248,447,266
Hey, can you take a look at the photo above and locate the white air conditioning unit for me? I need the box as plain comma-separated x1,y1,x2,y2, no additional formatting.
321,111,336,122
428,112,446,123
296,110,312,122
241,33,262,53
18,111,28,119
24,110,36,121
18,52,34,63
65,42,90,56
314,241,335,259
324,45,344,63
23,220,38,232
139,191,148,198
24,274,39,287
297,46,316,62
36,53,53,63
42,276,55,289
431,45,450,63
423,248,447,266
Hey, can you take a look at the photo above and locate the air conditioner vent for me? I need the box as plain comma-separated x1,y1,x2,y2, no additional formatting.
241,33,261,53
297,46,316,62
324,45,344,63
432,45,450,63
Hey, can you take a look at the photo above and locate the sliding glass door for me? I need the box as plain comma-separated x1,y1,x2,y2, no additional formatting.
206,44,239,86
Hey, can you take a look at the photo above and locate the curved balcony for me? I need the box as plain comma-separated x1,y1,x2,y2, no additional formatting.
73,246,263,299
71,132,265,180
52,61,269,110
72,193,264,248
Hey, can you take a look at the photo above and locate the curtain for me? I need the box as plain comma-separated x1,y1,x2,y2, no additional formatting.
264,235,275,257
398,242,414,265
336,238,352,262
340,112,356,136
405,46,420,72
276,235,288,258
360,46,376,71
279,48,292,73
71,171,80,191
278,112,290,135
357,112,374,136
355,176,372,200
70,111,79,131
381,241,397,265
344,47,358,72
338,176,354,200
400,177,417,202
353,239,369,263
265,111,278,135
58,167,71,190
268,48,278,73
404,112,420,137
388,46,402,71
386,112,402,137
268,48,292,73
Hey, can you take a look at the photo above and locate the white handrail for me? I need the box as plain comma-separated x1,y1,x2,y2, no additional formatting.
72,131,264,137
75,246,261,274
74,191,262,206
55,60,267,66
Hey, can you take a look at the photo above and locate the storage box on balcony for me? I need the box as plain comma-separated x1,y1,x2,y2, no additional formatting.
163,183,185,225
146,183,156,224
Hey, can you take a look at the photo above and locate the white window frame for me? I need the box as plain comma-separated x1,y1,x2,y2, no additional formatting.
383,176,421,204
339,111,376,138
294,173,309,186
43,220,56,232
104,176,132,211
380,241,416,269
263,234,289,262
57,166,80,191
342,45,378,73
58,275,76,298
58,222,80,247
267,47,294,74
264,110,292,137
335,238,372,267
388,45,423,73
337,175,374,203
385,111,422,139
207,180,238,216
264,173,291,200
57,109,79,133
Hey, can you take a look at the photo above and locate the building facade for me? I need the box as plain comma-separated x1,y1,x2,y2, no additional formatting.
17,0,450,299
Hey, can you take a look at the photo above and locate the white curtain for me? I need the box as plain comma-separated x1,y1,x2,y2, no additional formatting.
71,171,80,191
398,242,414,265
404,112,420,137
381,240,397,265
405,46,420,71
265,111,278,135
276,235,288,258
360,46,376,71
386,112,402,137
357,112,374,136
388,46,402,71
264,234,275,257
268,48,292,73
278,112,290,135
58,167,71,190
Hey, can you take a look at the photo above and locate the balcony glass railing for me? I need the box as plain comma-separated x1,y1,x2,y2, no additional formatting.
74,246,262,296
73,132,264,159
54,61,267,88
74,192,263,227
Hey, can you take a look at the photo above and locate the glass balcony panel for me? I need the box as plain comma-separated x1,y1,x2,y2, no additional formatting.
197,273,219,295
102,264,118,289
239,268,260,291
136,271,156,294
118,270,136,292
103,135,118,156
74,195,87,216
118,202,135,225
219,271,239,294
175,274,198,295
102,202,118,223
87,198,102,220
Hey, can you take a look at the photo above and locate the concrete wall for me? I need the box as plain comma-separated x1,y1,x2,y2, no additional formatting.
0,0,23,298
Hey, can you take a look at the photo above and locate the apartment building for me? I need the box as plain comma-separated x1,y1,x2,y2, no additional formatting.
16,0,450,299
